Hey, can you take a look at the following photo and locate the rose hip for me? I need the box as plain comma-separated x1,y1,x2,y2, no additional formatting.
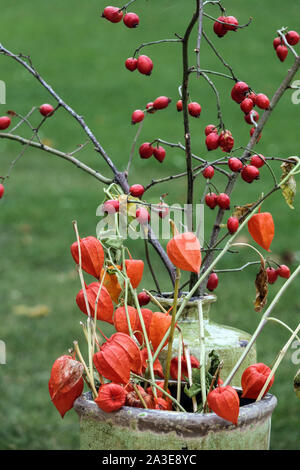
153,146,166,163
137,55,153,75
206,132,219,151
130,184,145,198
123,12,139,28
228,157,243,172
202,166,214,179
125,57,138,71
131,110,144,124
153,96,171,110
205,192,218,210
139,143,154,159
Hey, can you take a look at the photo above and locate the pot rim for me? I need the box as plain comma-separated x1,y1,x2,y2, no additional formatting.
74,389,277,436
152,292,217,304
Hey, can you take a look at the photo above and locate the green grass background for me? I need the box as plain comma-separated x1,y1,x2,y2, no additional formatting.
0,0,299,450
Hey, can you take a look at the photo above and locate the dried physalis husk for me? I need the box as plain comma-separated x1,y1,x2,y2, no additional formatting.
254,256,268,312
232,202,256,220
280,158,297,209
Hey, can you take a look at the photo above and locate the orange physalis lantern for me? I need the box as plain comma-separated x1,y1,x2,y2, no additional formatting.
95,383,127,412
167,232,201,273
100,266,122,304
71,236,104,279
76,281,114,324
207,385,240,425
48,355,84,418
241,363,274,399
113,306,138,336
124,259,144,289
149,311,172,351
247,211,274,251
134,308,153,345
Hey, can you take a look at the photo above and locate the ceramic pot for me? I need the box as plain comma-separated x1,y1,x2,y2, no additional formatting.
74,390,277,450
152,293,257,387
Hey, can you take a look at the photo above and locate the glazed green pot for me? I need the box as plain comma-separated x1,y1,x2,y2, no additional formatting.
74,390,277,450
152,293,257,387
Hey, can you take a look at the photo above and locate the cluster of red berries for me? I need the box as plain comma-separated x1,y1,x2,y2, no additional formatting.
205,192,230,210
273,30,300,62
132,96,171,124
176,100,202,118
125,55,153,75
213,16,239,38
266,265,291,284
228,153,265,183
139,142,166,163
205,125,234,152
102,6,139,28
231,81,269,140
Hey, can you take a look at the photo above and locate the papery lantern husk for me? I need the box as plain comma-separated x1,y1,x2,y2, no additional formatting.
109,332,142,375
124,259,144,289
135,308,153,345
167,232,201,273
141,347,164,378
207,385,240,425
93,343,131,384
71,236,104,278
149,311,172,351
48,355,84,418
114,306,138,336
100,266,122,304
76,281,114,324
170,355,200,380
241,363,274,399
248,212,275,252
95,383,127,412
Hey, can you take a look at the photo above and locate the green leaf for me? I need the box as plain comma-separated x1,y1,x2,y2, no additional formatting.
184,383,202,398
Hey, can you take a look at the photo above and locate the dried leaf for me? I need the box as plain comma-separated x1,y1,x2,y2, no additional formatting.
232,202,256,219
280,159,297,209
254,257,268,312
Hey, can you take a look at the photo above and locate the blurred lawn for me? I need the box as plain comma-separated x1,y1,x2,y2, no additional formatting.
0,0,299,450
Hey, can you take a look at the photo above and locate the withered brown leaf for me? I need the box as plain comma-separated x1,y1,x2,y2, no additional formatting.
254,256,268,312
233,202,256,220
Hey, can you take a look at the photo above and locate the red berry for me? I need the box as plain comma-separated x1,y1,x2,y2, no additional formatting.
277,265,291,279
137,292,150,306
250,126,262,142
125,57,138,71
267,267,278,284
153,96,171,110
153,146,166,163
156,202,169,219
146,102,155,114
244,110,259,125
40,104,54,117
131,109,144,124
139,143,154,159
102,6,123,23
123,12,139,28
255,94,270,110
241,165,260,183
240,98,253,114
224,16,239,31
205,132,219,151
103,199,119,214
207,273,219,291
250,154,265,168
136,207,150,224
227,216,239,234
276,45,288,62
137,55,153,75
217,193,230,210
231,81,249,103
205,192,218,210
285,30,300,46
188,102,202,117
202,165,214,179
247,92,257,105
0,183,5,198
219,130,234,152
0,116,11,130
176,100,183,112
213,17,227,37
228,157,243,172
130,184,145,198
205,124,218,136
273,37,282,50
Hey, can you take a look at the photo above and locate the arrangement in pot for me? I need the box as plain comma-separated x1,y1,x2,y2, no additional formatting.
0,0,300,451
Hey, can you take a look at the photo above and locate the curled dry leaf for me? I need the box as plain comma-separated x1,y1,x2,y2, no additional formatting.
232,202,256,220
254,257,268,312
280,159,297,209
